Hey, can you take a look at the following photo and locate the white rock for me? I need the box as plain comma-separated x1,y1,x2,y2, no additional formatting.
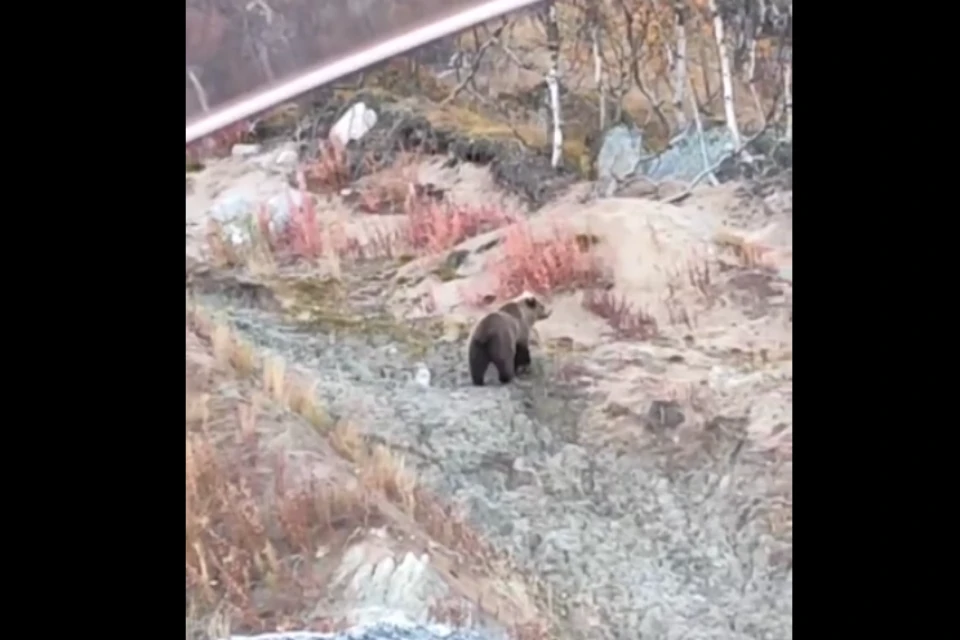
230,143,262,157
272,146,299,169
329,101,378,147
208,184,306,246
413,362,431,388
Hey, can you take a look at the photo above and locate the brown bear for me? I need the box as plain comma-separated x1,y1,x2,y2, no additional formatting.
468,292,551,386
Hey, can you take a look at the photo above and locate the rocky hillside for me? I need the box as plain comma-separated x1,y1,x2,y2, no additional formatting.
186,6,792,636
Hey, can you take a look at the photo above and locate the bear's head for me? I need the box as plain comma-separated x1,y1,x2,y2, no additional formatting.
515,291,551,322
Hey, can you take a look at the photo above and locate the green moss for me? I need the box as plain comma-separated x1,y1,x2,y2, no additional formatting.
267,273,450,354
282,276,346,303
186,159,205,173
397,254,417,265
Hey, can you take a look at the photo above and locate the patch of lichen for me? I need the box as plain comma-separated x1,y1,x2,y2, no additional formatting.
542,336,591,355
269,274,446,358
271,275,346,307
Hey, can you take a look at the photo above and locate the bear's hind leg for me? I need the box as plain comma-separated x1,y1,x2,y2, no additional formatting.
514,342,532,374
491,349,516,384
469,343,491,386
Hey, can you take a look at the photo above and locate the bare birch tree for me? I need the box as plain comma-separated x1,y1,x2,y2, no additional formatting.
707,0,742,147
669,1,689,130
782,3,792,141
586,3,607,130
542,2,564,168
782,50,792,142
187,67,211,113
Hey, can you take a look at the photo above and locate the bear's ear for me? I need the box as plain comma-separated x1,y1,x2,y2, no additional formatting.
523,296,538,308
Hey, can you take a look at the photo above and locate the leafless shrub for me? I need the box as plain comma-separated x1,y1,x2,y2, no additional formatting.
582,288,659,340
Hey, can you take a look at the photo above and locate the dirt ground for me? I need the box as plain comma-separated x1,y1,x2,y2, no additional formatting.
186,127,792,640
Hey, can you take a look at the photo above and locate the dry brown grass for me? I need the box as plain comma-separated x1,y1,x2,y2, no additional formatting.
186,304,555,638
582,289,659,340
186,316,359,634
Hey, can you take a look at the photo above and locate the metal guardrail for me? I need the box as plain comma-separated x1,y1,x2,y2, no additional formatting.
186,0,545,145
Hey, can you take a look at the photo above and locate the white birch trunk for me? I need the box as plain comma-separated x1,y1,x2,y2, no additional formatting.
708,0,742,147
671,3,688,130
591,23,606,130
746,38,764,125
187,67,210,113
783,60,792,142
544,3,563,168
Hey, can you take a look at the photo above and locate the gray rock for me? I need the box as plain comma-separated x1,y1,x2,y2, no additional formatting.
208,184,306,246
596,123,646,189
597,124,740,194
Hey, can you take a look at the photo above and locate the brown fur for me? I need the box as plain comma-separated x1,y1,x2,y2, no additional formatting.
468,293,550,386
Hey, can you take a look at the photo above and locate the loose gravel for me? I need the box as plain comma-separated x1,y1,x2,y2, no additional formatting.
196,278,792,640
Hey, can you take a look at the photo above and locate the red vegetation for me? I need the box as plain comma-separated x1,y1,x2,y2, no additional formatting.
490,222,603,299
